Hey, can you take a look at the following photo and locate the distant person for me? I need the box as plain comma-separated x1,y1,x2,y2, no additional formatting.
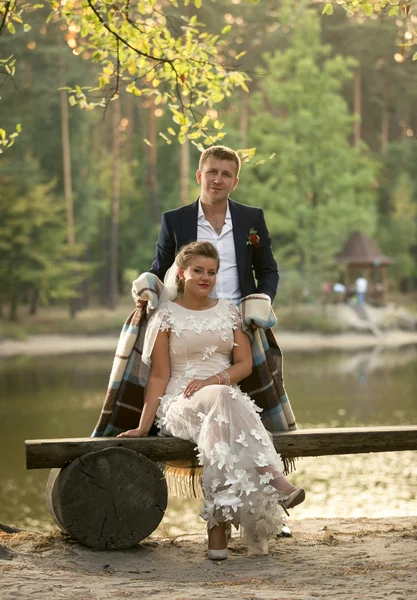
333,282,346,303
355,276,368,305
321,281,331,303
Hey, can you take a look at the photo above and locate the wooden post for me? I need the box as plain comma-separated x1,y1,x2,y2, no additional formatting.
381,264,388,304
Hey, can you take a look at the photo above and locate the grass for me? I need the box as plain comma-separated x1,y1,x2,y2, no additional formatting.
0,299,133,341
2,292,417,340
388,291,417,316
276,306,348,334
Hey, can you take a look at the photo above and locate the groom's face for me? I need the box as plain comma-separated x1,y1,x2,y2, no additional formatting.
196,158,239,205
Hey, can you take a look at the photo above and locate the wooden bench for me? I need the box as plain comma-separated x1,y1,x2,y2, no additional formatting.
25,426,417,551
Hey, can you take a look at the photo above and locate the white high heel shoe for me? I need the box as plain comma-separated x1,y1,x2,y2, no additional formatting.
208,524,228,561
207,548,228,561
280,488,306,515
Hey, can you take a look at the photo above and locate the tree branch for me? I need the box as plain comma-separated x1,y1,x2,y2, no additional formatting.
0,0,15,37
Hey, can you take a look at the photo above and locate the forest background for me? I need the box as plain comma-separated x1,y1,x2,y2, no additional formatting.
1,0,417,330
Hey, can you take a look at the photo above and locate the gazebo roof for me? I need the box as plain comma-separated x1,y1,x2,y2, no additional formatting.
336,232,394,265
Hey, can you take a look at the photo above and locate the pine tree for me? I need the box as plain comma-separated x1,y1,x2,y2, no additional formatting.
0,156,86,320
245,4,378,292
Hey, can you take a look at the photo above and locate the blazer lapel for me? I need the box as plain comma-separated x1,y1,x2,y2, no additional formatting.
229,199,249,289
178,199,199,247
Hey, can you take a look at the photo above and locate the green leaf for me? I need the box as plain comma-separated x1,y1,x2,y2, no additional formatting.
322,3,334,15
413,52,417,61
159,132,172,144
235,51,247,61
221,25,232,35
23,24,32,32
362,3,373,16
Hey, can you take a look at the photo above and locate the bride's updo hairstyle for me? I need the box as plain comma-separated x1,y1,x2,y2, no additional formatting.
175,242,220,295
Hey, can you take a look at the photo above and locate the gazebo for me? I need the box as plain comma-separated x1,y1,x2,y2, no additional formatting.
336,232,394,305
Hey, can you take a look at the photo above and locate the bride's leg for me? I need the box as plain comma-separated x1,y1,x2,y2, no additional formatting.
257,465,299,494
208,522,227,550
256,465,305,512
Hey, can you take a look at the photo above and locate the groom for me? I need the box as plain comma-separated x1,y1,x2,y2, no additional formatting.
150,145,279,302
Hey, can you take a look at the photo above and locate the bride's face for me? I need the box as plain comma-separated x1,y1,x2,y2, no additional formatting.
179,255,218,296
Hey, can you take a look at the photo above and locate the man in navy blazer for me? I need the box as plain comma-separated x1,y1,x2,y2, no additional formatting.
150,145,279,302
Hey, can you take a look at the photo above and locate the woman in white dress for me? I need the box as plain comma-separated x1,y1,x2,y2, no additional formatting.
118,242,305,559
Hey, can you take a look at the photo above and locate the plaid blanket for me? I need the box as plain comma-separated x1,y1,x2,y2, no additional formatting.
238,294,297,433
92,274,298,478
92,273,163,437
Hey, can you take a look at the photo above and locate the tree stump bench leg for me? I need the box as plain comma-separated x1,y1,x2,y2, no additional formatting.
46,447,168,550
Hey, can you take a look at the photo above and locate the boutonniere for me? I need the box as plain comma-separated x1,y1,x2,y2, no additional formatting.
247,228,261,248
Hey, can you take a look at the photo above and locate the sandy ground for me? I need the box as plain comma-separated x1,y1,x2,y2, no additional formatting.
1,517,416,600
2,330,417,357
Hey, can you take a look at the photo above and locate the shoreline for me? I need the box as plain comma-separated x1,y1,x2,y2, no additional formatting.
1,517,416,599
1,330,417,357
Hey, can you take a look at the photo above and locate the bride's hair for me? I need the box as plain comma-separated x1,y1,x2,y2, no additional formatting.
175,242,220,295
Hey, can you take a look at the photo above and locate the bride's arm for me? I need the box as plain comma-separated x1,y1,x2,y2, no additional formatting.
117,330,170,437
184,327,252,396
227,326,253,384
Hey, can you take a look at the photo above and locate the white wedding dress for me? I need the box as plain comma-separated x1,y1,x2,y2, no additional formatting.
153,298,287,545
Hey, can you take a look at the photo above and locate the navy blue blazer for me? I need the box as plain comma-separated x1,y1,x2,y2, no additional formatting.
150,198,279,301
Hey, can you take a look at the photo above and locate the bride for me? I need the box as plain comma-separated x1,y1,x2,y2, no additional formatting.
118,241,305,559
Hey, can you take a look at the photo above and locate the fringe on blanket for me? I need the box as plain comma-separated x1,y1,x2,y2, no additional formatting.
160,463,204,499
160,458,296,500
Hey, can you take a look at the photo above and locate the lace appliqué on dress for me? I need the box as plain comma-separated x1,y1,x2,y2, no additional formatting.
158,300,240,340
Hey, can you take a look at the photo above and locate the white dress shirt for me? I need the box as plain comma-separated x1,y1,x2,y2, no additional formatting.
197,200,241,301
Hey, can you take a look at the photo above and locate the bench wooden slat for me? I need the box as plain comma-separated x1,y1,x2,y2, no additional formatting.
25,426,417,470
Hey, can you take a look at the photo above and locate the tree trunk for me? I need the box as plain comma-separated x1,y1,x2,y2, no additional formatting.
9,291,18,321
99,208,109,306
91,120,109,306
60,90,75,247
148,97,159,223
180,137,190,206
353,65,361,147
81,249,91,309
381,68,389,152
28,289,39,316
108,98,121,310
60,85,78,319
126,93,134,175
240,89,249,148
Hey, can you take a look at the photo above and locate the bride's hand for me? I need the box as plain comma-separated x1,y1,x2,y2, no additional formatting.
117,428,146,438
184,378,212,397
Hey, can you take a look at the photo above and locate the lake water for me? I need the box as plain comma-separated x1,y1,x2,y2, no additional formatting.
1,345,416,535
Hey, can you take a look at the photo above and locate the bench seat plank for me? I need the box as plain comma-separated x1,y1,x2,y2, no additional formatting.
25,426,417,470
